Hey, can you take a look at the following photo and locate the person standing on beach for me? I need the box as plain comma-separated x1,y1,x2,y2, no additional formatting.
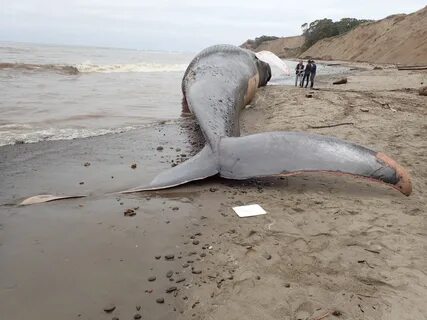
309,60,317,88
301,60,312,88
295,60,304,86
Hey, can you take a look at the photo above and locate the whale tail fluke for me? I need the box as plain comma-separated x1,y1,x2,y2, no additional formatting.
20,132,411,204
124,131,411,196
218,132,412,196
120,145,219,193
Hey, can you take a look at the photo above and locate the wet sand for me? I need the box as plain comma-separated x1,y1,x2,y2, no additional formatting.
1,66,426,320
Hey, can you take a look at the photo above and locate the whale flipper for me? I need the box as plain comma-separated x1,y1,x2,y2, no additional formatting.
218,132,412,196
121,145,218,193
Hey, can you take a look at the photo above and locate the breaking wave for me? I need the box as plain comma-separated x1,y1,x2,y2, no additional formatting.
0,119,181,147
0,62,187,74
0,125,137,146
76,63,187,73
0,62,79,74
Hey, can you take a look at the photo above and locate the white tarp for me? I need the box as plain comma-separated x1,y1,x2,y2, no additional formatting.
255,50,291,76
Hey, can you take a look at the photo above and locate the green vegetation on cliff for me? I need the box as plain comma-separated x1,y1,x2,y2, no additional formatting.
241,35,279,50
301,18,372,50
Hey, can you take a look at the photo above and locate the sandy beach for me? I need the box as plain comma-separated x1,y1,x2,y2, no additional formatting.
1,65,426,320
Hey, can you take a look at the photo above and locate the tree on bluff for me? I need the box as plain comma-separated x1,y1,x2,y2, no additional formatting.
302,17,372,50
241,35,280,50
253,35,279,48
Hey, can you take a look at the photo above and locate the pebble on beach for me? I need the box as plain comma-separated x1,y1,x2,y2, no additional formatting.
333,78,348,85
124,208,136,217
131,163,137,169
165,254,175,260
156,297,165,304
148,276,156,282
166,286,177,293
103,303,116,313
332,310,342,316
263,253,272,260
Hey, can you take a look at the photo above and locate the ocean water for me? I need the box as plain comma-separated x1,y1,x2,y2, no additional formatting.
0,42,192,146
0,42,348,146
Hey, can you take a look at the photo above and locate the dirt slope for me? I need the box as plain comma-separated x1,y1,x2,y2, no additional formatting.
241,35,305,58
301,6,427,65
256,36,305,58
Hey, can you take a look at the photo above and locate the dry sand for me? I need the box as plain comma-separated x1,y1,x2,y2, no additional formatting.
176,66,427,320
0,66,426,320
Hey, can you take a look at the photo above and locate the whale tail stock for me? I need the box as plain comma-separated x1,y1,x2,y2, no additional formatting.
122,131,412,196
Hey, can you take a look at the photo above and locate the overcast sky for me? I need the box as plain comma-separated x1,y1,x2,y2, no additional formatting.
1,0,425,51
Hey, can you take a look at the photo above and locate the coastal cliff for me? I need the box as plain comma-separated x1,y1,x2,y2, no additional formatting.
301,6,427,64
242,6,427,65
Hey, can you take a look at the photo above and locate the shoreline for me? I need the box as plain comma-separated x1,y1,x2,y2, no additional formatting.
1,67,426,319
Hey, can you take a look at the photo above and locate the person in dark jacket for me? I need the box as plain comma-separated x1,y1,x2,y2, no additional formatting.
309,60,317,88
301,60,312,88
295,60,304,86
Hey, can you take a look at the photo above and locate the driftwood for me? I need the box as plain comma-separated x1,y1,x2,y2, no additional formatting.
333,78,348,85
397,65,427,71
309,122,354,129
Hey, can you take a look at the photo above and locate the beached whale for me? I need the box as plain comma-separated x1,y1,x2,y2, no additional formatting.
20,45,411,205
123,44,412,196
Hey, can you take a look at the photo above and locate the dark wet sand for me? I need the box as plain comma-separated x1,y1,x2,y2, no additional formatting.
1,66,426,320
0,119,208,319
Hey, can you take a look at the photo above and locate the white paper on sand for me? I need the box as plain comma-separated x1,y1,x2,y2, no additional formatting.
255,51,291,76
232,204,267,218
